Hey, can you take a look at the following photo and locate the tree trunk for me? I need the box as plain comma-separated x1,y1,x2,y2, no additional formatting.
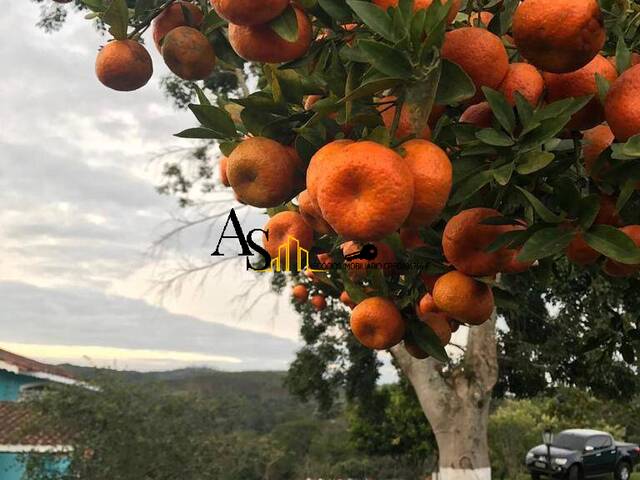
391,313,498,480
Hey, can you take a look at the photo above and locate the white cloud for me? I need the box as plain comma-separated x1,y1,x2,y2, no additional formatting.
0,1,302,370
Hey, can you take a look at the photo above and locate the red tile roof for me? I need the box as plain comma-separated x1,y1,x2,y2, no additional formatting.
0,402,73,446
0,349,75,381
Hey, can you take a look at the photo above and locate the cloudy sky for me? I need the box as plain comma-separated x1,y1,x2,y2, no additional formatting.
0,0,311,372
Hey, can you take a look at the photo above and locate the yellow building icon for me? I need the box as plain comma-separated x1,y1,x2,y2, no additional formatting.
259,236,325,273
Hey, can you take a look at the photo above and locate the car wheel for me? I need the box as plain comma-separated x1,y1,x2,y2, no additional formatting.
615,461,631,480
567,465,581,480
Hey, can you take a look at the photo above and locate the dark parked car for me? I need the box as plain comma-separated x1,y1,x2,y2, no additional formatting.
526,429,640,480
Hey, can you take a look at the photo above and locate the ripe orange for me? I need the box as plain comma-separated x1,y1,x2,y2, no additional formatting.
152,1,204,52
292,284,309,302
566,233,601,265
219,157,230,187
442,208,516,277
95,40,153,92
420,312,452,346
605,64,640,141
469,11,493,27
227,137,299,208
350,297,406,350
211,0,289,26
378,96,431,141
595,195,623,227
460,102,493,128
161,27,216,80
498,63,545,106
441,27,509,103
342,241,397,280
582,124,614,179
603,226,640,277
416,293,438,321
340,291,356,309
228,6,312,63
298,190,333,235
316,141,414,241
311,294,327,311
543,55,617,131
372,0,460,23
306,140,353,210
262,211,314,266
432,271,494,325
401,140,452,227
512,0,605,74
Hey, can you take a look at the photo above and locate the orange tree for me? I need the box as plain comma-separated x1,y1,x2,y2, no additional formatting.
50,0,640,477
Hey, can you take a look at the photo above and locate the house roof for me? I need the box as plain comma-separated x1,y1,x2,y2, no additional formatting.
0,349,76,385
0,402,73,451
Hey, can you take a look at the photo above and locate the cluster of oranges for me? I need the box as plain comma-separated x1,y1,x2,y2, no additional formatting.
81,0,640,359
96,1,215,91
220,0,640,358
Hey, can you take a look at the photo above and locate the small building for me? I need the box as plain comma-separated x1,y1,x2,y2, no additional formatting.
0,349,77,480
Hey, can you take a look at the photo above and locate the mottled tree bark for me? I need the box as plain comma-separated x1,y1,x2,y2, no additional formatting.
391,314,498,480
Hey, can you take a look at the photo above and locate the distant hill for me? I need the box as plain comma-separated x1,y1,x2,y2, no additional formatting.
58,365,315,432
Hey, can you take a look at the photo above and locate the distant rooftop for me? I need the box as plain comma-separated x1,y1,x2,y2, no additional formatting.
0,402,73,451
0,349,76,385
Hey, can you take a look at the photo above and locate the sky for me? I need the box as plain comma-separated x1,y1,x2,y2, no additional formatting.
0,0,311,373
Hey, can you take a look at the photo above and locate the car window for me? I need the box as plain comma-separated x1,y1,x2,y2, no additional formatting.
586,436,612,449
553,433,586,451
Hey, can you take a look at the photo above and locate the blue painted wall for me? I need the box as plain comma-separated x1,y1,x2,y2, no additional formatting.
0,453,70,480
0,371,40,402
0,453,24,480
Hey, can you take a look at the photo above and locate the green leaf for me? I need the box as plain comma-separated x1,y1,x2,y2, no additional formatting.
133,0,155,18
219,141,240,156
435,60,476,105
584,225,640,265
339,271,369,304
188,104,237,138
341,77,403,102
515,186,563,223
449,169,494,204
476,128,514,147
193,84,211,106
514,92,534,128
346,0,396,41
201,9,227,33
595,73,610,104
82,0,106,12
174,127,225,139
408,320,448,363
268,5,299,42
483,87,515,134
358,40,413,78
577,194,600,230
616,36,632,74
318,0,353,20
102,0,129,40
493,162,514,186
520,115,571,150
621,134,640,157
516,227,574,262
617,180,636,212
516,150,554,175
